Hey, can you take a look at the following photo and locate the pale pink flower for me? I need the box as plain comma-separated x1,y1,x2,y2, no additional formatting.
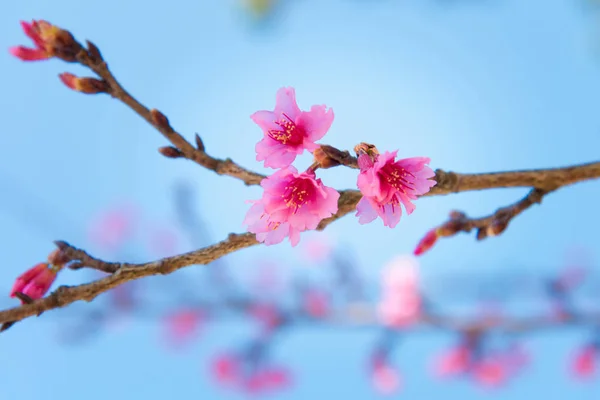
243,167,339,246
571,345,597,379
9,20,60,61
162,309,205,348
356,151,435,228
473,358,507,387
10,262,59,301
250,303,280,334
303,289,329,318
245,367,292,394
377,256,421,327
371,358,401,395
211,354,241,385
301,235,334,263
434,345,471,377
88,204,137,252
251,87,334,168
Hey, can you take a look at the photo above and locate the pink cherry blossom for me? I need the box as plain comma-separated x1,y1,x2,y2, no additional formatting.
211,354,241,385
377,256,421,327
434,345,471,377
571,345,597,379
162,309,205,348
303,289,329,318
356,151,436,228
243,167,340,246
251,87,334,168
10,262,59,301
250,303,280,334
473,358,507,387
88,204,137,252
9,20,59,61
371,358,401,395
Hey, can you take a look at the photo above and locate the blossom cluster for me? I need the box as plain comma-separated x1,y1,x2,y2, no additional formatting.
244,87,436,246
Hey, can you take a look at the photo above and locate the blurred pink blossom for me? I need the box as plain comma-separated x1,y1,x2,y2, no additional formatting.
371,358,401,395
303,289,329,318
473,358,507,387
88,204,138,252
571,345,597,379
434,345,471,377
162,309,205,348
211,353,241,385
377,256,421,327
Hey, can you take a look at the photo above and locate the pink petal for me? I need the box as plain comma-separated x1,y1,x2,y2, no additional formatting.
8,46,49,61
297,105,334,142
273,87,302,120
355,196,378,225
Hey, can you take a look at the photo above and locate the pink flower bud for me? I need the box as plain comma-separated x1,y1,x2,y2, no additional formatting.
414,228,439,256
10,20,80,62
10,262,60,302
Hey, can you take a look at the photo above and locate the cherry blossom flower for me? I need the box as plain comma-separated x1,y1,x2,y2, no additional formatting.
473,358,507,387
10,262,60,301
211,353,241,385
434,345,472,377
377,256,421,328
371,356,401,395
162,309,205,348
251,87,334,168
302,289,330,318
243,167,339,246
355,146,435,228
88,204,137,252
571,345,597,379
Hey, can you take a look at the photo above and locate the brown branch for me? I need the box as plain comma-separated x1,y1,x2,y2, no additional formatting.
75,42,265,186
0,233,257,326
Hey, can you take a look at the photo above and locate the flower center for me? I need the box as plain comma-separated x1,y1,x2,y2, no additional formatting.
268,113,305,146
379,164,415,194
281,178,313,213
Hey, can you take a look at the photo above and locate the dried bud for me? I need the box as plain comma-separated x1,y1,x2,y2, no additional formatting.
150,109,171,130
47,248,69,266
414,228,439,256
159,146,183,158
59,73,109,94
313,147,341,169
353,142,379,157
195,133,206,152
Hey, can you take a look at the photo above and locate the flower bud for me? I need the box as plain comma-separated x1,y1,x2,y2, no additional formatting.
59,73,109,94
159,146,184,158
414,228,439,256
313,147,341,169
10,262,60,302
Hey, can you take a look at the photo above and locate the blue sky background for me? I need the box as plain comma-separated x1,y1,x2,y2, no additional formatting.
0,0,599,398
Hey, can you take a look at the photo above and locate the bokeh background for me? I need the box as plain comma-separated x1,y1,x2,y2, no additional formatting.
1,0,599,398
